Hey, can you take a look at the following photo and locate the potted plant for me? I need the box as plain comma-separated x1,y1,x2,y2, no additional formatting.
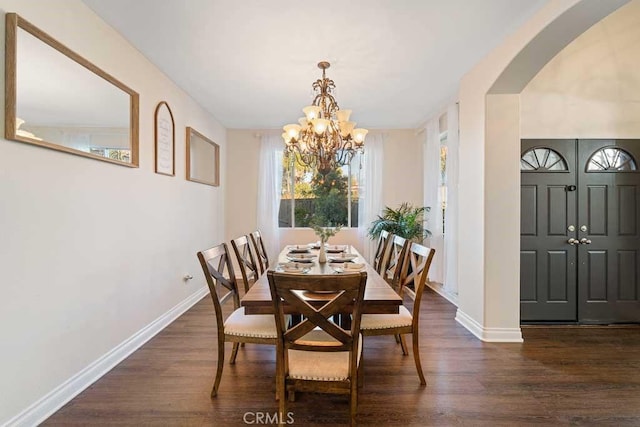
367,202,431,242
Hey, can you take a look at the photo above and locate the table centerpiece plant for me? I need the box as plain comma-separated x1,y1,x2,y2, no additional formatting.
311,220,342,263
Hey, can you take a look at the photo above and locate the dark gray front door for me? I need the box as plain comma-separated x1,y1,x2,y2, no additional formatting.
577,139,640,323
521,139,577,322
521,139,640,323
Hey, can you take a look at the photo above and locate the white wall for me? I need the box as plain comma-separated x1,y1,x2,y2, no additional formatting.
225,129,423,255
225,129,261,242
0,1,226,424
380,129,424,210
521,0,640,138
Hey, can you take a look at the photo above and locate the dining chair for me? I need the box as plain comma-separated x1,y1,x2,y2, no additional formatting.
197,243,278,398
372,230,391,274
267,271,367,427
360,243,435,385
250,230,270,274
231,235,259,293
382,235,410,291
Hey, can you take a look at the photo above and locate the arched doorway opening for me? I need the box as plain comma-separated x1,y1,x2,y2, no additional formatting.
456,0,632,340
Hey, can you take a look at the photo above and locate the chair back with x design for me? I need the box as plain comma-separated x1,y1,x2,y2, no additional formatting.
372,230,391,274
383,235,409,290
400,243,435,323
250,230,270,274
398,242,435,299
231,235,259,293
268,271,367,353
197,243,240,329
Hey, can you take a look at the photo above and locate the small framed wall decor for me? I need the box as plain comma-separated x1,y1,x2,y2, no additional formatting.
154,101,175,176
186,127,220,187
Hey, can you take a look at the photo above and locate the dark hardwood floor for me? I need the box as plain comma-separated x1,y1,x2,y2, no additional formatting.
44,288,640,426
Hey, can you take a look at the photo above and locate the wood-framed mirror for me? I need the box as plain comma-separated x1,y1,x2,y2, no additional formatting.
4,13,139,167
186,127,220,187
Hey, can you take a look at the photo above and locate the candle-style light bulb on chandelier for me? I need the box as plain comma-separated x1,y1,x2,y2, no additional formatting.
282,61,368,174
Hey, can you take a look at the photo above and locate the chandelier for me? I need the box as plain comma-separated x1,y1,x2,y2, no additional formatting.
282,61,368,174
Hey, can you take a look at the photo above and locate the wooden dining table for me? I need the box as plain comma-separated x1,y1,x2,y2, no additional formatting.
241,245,402,315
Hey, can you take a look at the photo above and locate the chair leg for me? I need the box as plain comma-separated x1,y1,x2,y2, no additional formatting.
211,341,225,398
412,332,426,385
275,353,281,401
350,380,358,427
399,334,409,355
278,380,287,427
394,333,401,344
230,342,240,364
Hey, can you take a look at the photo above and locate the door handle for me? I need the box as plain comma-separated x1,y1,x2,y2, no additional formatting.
567,238,579,245
579,238,592,245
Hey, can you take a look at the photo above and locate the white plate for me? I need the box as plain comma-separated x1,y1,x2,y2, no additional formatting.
328,253,358,262
287,248,311,255
326,245,346,253
277,263,310,274
330,262,365,272
342,263,366,271
286,253,317,263
281,267,309,274
287,246,311,253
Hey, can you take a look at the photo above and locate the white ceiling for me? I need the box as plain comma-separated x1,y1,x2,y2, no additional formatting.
82,0,547,129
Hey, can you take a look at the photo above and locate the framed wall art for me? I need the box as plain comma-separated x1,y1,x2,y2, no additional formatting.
186,127,219,187
5,13,139,167
154,101,175,176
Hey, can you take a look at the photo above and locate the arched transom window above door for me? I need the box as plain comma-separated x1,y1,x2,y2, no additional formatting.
520,147,568,172
586,147,637,172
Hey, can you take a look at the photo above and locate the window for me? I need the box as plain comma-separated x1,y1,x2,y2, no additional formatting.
520,147,568,171
586,147,637,172
279,152,361,228
89,147,131,162
439,132,447,235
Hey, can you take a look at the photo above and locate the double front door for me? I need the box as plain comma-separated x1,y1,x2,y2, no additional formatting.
520,139,640,323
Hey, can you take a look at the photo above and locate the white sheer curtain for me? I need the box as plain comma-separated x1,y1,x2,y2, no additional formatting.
443,103,459,295
358,133,384,263
424,118,444,283
257,134,283,265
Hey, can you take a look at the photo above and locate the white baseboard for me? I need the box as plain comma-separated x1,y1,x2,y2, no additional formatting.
426,281,458,306
4,287,209,427
455,309,523,343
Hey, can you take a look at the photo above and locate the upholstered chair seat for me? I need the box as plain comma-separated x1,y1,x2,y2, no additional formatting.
361,306,413,330
288,330,363,381
224,308,278,339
